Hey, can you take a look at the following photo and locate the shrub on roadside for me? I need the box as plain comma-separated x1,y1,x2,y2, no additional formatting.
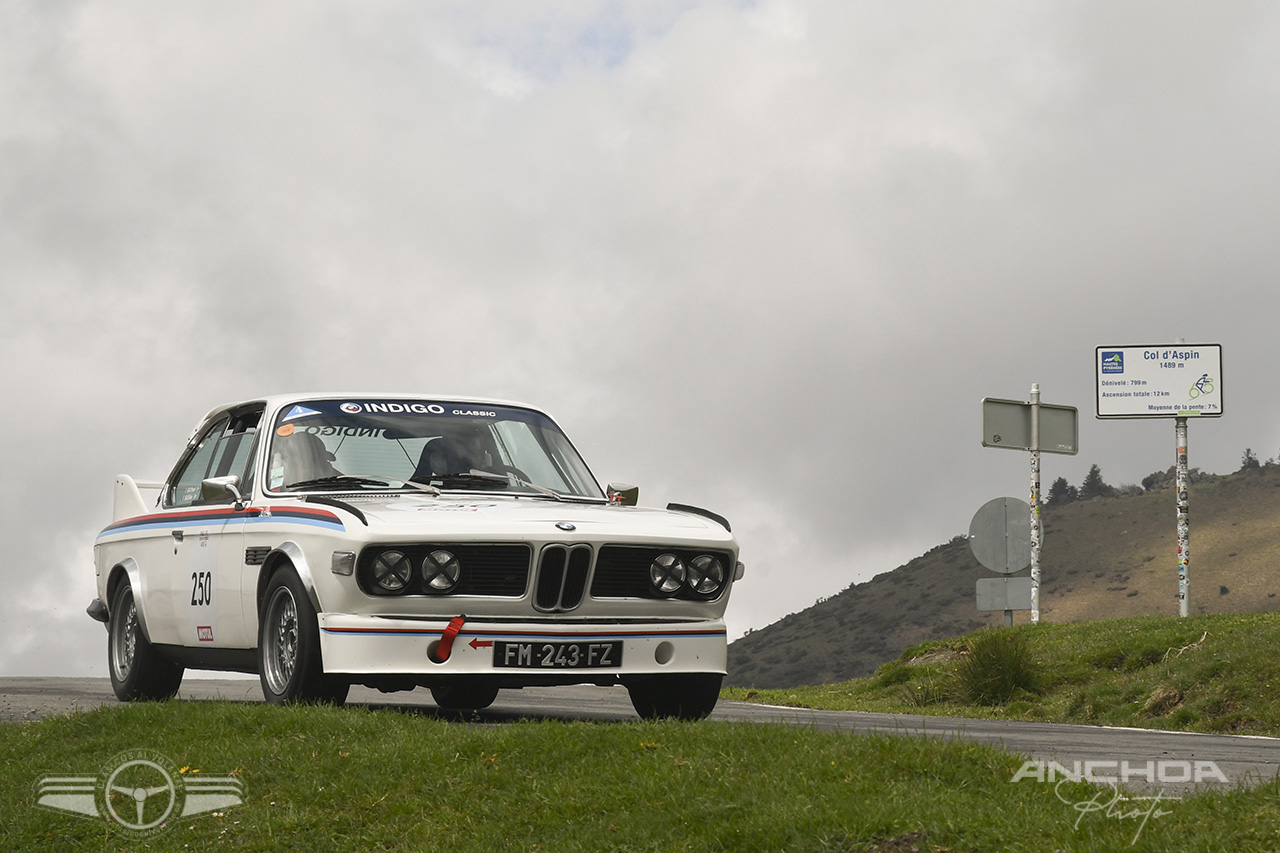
954,629,1041,705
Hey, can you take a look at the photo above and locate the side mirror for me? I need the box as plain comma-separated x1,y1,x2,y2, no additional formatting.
202,475,246,511
606,483,638,506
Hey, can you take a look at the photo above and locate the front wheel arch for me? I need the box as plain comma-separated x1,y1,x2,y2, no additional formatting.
257,564,347,705
255,542,323,618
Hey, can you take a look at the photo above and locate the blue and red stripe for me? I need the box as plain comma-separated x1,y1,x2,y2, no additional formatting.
97,505,344,539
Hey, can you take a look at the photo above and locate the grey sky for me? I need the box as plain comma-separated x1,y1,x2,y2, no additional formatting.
4,1,1279,675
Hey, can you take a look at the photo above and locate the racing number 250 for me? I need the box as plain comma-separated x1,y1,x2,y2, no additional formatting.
190,571,213,606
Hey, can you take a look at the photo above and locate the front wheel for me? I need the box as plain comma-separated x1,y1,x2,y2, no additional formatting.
430,681,500,711
627,673,723,720
258,569,349,705
108,580,183,701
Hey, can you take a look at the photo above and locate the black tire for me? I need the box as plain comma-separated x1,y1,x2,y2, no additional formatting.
627,673,723,720
430,681,500,711
108,580,184,701
258,569,349,705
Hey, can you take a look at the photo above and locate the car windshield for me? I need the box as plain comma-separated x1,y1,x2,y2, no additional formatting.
265,400,604,500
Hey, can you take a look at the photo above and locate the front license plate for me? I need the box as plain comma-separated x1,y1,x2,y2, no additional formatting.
493,640,623,669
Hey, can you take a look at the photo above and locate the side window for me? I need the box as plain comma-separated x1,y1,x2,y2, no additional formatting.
167,418,229,507
209,411,261,491
166,410,263,507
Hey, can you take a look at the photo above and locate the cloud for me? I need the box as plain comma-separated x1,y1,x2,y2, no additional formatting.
4,1,1280,675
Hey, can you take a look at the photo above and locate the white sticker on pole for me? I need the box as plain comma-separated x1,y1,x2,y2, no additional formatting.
1096,344,1223,419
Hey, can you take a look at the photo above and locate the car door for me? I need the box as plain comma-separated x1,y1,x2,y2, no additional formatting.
208,408,262,649
162,408,261,649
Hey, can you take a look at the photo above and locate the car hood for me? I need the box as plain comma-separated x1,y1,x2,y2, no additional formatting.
313,494,734,543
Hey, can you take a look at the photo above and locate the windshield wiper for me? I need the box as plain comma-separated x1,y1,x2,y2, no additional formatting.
429,470,565,501
283,475,394,490
285,474,445,495
430,471,510,488
507,475,565,501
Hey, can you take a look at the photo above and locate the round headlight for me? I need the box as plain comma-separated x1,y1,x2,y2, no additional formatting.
649,553,685,597
687,555,726,596
422,549,461,592
372,550,413,592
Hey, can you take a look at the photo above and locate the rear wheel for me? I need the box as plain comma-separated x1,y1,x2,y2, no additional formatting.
258,569,349,705
108,580,183,701
627,673,722,720
430,681,500,711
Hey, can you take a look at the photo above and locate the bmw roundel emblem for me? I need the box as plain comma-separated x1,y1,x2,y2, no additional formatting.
555,522,576,531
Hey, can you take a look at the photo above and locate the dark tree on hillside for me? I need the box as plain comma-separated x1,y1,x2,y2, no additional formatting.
1241,448,1261,471
1143,465,1207,490
1046,476,1078,507
1142,467,1173,491
1079,464,1114,499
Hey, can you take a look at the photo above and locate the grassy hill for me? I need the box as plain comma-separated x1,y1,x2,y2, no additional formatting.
726,609,1280,737
728,464,1280,689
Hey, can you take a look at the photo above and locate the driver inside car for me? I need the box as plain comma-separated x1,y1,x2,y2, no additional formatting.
413,422,493,481
272,430,341,487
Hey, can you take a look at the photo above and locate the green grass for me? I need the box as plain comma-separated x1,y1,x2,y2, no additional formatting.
724,611,1280,735
6,611,1280,850
3,700,1280,852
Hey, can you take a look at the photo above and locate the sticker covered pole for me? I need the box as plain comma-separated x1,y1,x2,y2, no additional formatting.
1029,383,1042,624
1176,416,1190,617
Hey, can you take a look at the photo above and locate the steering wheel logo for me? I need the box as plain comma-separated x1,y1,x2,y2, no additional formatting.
103,756,178,832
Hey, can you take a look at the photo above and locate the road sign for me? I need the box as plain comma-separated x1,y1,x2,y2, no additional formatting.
1097,342,1223,617
979,384,1073,623
976,577,1034,611
982,398,1078,454
1096,344,1223,418
969,497,1032,574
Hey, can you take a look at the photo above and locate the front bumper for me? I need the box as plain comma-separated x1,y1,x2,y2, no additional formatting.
317,613,728,679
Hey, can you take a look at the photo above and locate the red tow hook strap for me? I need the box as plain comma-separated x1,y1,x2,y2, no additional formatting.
433,615,467,663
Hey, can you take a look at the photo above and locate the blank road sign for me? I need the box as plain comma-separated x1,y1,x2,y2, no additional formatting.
977,576,1034,611
982,397,1079,454
969,497,1032,574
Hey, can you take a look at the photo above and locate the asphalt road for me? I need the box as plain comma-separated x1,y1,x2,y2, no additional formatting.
4,677,1277,795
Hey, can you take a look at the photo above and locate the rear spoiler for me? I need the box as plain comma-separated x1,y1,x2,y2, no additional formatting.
114,475,163,521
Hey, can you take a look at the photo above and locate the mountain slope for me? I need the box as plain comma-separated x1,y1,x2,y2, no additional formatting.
727,464,1280,689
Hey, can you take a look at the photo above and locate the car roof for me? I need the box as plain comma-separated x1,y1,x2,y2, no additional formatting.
195,393,549,428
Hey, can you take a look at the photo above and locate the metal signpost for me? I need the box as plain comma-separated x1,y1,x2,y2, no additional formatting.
1096,343,1224,617
981,386,1078,623
969,497,1034,626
